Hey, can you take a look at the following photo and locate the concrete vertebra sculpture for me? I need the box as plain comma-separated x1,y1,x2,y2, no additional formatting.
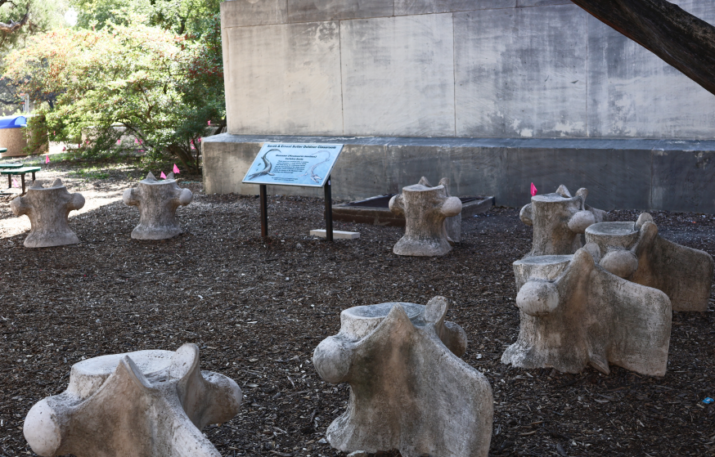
389,177,462,256
24,343,242,457
520,185,606,256
10,179,85,248
313,297,493,457
585,213,714,312
503,247,672,376
419,176,462,243
123,172,193,239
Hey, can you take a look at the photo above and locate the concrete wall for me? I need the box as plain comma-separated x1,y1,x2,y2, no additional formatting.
221,0,715,140
203,134,715,213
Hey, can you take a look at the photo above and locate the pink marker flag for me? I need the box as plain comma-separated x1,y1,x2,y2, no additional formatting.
12,178,19,188
197,137,201,143
207,120,211,126
117,139,121,145
134,138,139,144
530,182,538,197
173,164,180,174
160,171,167,179
45,155,50,164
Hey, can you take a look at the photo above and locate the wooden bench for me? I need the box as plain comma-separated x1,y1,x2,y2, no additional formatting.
1,166,41,194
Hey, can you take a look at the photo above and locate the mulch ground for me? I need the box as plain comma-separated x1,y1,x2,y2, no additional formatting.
0,165,714,456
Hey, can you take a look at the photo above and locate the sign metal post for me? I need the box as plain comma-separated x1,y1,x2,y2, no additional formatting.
324,176,333,242
259,184,268,240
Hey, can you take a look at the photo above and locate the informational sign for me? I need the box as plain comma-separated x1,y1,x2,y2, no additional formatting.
242,143,343,188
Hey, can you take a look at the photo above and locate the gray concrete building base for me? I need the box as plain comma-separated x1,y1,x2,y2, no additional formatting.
202,134,715,213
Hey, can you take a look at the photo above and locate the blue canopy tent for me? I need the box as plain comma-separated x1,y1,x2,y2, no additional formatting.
0,115,27,129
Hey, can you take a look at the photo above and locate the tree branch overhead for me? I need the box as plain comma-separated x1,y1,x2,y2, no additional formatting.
570,0,715,96
0,8,29,33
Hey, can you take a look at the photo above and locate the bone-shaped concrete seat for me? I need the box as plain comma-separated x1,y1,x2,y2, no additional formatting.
585,213,714,312
313,297,493,457
520,184,606,256
10,179,85,248
23,343,242,457
503,248,672,376
415,176,463,242
389,177,462,256
123,172,193,240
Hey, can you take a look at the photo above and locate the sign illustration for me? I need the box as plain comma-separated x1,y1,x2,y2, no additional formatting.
242,143,343,188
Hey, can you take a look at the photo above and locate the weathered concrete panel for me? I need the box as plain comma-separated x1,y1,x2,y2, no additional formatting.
651,150,715,213
448,146,505,198
288,0,394,23
386,145,453,191
586,13,715,140
394,0,514,15
221,0,287,28
498,146,652,210
454,5,589,138
341,14,456,137
202,137,257,195
220,0,715,140
205,135,715,212
223,22,343,136
330,145,392,199
586,0,715,139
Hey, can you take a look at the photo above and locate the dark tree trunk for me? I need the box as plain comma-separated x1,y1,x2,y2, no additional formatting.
570,0,715,96
167,144,199,174
0,10,29,34
212,118,227,135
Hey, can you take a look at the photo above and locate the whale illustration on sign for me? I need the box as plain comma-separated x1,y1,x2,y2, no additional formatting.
302,151,331,183
247,149,278,179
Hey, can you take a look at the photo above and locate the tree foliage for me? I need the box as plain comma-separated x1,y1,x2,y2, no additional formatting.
0,0,68,112
69,0,220,36
0,0,67,49
4,17,223,171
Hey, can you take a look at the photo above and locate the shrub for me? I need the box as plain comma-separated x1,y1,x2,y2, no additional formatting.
3,17,223,172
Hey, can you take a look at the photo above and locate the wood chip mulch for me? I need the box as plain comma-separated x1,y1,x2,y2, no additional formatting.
0,173,714,456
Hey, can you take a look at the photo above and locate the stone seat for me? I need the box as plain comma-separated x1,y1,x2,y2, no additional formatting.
313,297,492,457
23,344,242,457
584,213,715,312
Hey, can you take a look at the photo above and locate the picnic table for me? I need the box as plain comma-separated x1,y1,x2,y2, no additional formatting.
0,148,6,154
1,166,40,194
0,162,23,169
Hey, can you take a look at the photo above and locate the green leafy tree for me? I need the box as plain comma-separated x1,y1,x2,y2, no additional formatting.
0,0,66,48
70,0,220,36
0,0,68,113
4,18,223,171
